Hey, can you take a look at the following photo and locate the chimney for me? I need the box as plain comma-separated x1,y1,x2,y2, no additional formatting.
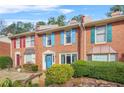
111,11,123,17
68,20,78,25
82,16,92,23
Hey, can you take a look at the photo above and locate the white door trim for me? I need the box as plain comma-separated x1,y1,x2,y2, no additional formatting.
42,50,55,70
15,51,21,67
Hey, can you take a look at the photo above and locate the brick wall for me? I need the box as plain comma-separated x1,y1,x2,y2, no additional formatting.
0,41,10,56
83,20,124,61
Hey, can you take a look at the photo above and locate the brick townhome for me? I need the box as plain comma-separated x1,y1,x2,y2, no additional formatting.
9,14,124,70
0,36,11,56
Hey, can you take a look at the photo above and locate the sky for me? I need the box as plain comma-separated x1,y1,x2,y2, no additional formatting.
0,5,112,25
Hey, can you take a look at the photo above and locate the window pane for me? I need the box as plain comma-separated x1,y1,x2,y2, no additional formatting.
96,26,106,43
16,38,20,48
92,54,108,61
96,26,106,34
25,54,35,63
96,34,106,43
66,54,71,64
66,31,71,43
110,54,116,61
31,36,34,46
72,54,77,62
47,35,51,46
61,54,65,64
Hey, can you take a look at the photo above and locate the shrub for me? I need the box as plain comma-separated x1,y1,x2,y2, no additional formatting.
71,60,124,84
0,56,13,69
13,80,24,87
23,63,38,72
45,64,74,86
0,78,13,87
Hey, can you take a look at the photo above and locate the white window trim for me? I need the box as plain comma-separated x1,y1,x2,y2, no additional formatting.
95,25,107,44
42,50,55,70
26,36,34,48
24,54,35,64
64,31,72,45
59,52,78,64
16,38,20,49
15,52,21,67
91,54,116,62
46,34,52,47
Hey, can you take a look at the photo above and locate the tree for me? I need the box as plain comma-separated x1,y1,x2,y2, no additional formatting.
107,5,124,17
1,22,34,35
71,15,82,23
0,20,6,35
47,17,57,25
56,15,66,26
36,21,46,26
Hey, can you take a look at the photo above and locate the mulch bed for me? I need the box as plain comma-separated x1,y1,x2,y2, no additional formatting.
49,77,124,87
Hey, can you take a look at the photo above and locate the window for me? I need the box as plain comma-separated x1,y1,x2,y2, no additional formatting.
26,36,34,47
110,54,116,61
88,54,117,62
66,54,71,64
92,54,108,61
60,53,77,64
16,38,20,48
65,31,71,44
25,54,35,63
61,54,65,64
72,54,77,62
95,26,106,43
46,34,52,46
31,36,35,46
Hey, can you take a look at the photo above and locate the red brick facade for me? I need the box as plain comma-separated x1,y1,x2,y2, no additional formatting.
0,41,10,56
10,15,124,70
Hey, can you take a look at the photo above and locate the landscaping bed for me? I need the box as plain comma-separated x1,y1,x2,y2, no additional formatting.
48,77,124,87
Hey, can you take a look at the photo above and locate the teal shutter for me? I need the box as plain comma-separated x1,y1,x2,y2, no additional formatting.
60,31,64,45
51,32,55,46
91,27,95,44
71,29,76,44
42,34,46,47
107,24,112,42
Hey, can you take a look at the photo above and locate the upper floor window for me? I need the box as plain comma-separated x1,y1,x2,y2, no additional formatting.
46,34,52,47
95,26,106,43
60,29,76,45
16,38,20,48
91,24,112,44
65,31,71,44
26,36,34,48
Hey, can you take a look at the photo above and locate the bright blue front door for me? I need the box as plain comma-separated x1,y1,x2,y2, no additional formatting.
45,54,52,69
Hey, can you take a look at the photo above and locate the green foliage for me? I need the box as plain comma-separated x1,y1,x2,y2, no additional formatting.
36,21,46,26
45,64,74,86
1,22,34,35
13,80,24,87
47,15,66,26
0,78,13,87
71,60,124,84
0,56,13,69
71,15,82,23
23,63,38,72
107,5,124,17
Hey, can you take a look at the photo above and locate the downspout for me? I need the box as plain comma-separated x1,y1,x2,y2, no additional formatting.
80,16,87,61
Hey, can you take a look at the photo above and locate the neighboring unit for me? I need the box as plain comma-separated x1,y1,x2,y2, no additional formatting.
0,35,11,56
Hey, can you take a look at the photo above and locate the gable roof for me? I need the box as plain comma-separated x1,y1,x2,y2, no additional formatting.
9,15,124,38
84,15,124,27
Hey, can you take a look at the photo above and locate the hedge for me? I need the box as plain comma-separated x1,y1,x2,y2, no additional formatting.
0,56,13,69
23,63,38,72
45,64,74,86
71,60,124,84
